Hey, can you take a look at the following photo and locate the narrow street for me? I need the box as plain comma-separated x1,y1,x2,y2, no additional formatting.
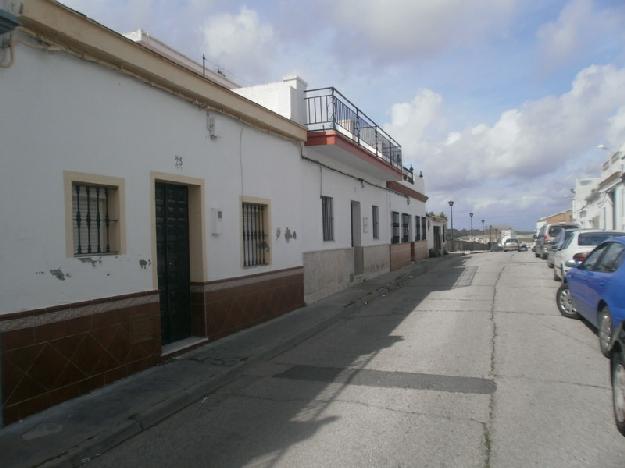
87,252,625,467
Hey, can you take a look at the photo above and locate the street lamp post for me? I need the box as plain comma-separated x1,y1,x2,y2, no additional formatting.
448,201,454,252
469,212,474,248
481,219,485,248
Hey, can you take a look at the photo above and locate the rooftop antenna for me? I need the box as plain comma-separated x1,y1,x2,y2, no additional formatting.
202,54,206,77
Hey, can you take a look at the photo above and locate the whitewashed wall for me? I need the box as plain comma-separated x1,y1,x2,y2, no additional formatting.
0,43,303,314
299,148,426,253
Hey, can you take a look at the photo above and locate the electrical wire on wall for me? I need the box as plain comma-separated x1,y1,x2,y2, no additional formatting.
239,126,245,197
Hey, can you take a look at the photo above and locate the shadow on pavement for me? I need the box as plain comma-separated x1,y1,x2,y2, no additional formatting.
90,256,480,467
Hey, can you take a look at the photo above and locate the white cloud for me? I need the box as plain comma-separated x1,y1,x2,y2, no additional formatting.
386,64,625,226
329,0,518,61
537,0,625,68
201,7,275,81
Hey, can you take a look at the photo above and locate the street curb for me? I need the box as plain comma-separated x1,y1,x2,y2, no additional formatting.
41,254,464,467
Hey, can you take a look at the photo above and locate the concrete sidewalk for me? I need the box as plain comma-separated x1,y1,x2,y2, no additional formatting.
0,254,463,468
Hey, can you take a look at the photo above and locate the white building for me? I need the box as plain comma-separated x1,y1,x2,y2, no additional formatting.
572,178,600,228
427,215,447,255
575,150,625,231
535,217,547,237
0,1,430,424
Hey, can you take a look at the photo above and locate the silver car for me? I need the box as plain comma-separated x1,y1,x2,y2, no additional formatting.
535,222,579,259
553,229,625,281
547,228,577,268
503,238,519,252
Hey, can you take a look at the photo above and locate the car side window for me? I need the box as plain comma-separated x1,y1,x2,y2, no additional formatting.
596,243,625,273
583,243,609,271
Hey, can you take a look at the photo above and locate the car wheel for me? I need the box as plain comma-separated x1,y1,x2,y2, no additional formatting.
541,253,547,260
556,284,579,319
598,308,613,357
611,350,625,436
553,268,559,281
548,261,554,269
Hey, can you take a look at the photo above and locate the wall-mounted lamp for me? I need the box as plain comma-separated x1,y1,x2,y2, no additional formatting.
358,178,364,188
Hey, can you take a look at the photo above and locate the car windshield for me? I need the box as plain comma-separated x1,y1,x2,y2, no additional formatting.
548,224,578,237
557,230,575,248
578,232,625,246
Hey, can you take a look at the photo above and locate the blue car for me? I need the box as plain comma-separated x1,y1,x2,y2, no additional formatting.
608,322,625,436
557,237,625,356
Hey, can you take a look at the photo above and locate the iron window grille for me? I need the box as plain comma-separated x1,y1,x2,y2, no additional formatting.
391,211,400,244
322,196,334,241
242,202,268,267
415,216,421,241
401,213,410,243
72,183,115,255
372,205,379,239
422,217,427,241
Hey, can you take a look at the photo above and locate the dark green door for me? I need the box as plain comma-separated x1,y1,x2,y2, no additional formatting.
155,182,191,345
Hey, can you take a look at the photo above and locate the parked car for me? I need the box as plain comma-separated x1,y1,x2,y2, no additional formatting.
557,237,625,356
546,228,577,269
536,222,579,259
519,243,528,252
553,230,625,281
608,322,625,436
503,238,519,252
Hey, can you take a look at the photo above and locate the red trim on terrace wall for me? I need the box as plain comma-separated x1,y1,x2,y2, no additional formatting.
306,130,402,178
386,181,429,202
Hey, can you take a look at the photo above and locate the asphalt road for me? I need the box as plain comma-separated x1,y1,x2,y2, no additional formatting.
88,252,625,467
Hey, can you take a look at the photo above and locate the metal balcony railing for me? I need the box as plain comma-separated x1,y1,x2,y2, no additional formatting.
304,87,402,169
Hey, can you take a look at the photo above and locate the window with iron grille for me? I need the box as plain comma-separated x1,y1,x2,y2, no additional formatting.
415,216,421,241
372,205,379,239
242,202,269,267
422,217,427,241
322,196,334,241
391,211,400,244
401,213,410,243
72,183,116,255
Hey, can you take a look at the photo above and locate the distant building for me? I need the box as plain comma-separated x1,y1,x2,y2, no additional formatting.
571,178,599,228
546,210,573,225
573,149,625,231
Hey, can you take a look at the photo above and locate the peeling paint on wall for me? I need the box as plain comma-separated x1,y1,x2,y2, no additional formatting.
139,259,151,270
284,228,297,242
49,269,69,281
78,257,103,268
276,227,281,239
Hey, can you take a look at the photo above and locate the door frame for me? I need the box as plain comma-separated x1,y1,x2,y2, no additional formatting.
351,201,364,275
351,201,361,247
150,172,207,342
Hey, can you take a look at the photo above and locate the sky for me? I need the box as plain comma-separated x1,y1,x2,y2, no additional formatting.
60,0,625,230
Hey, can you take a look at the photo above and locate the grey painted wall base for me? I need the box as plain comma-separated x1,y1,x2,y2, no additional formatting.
304,245,390,304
